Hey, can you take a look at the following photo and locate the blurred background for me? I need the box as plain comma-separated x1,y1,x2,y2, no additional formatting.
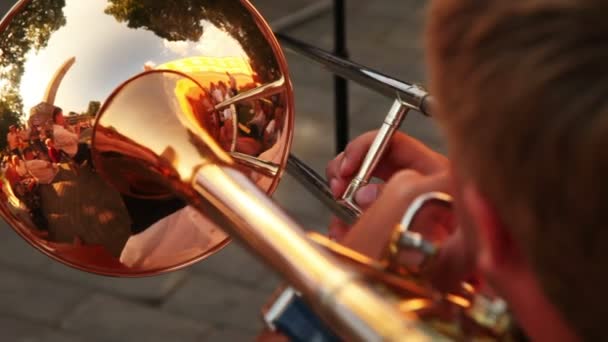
0,1,443,341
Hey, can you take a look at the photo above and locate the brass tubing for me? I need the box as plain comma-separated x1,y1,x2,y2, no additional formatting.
192,164,438,341
341,100,410,213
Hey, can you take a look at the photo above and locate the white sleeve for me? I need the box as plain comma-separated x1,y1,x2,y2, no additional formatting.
53,127,78,148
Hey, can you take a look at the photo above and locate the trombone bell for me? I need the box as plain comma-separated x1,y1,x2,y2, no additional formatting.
0,0,294,275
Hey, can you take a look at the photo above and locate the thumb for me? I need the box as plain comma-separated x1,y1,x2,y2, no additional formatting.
354,183,383,209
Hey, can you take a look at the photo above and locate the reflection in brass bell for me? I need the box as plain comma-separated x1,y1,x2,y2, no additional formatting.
0,0,294,276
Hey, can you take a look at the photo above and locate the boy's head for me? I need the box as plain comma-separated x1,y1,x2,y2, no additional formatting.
52,106,64,125
426,1,608,339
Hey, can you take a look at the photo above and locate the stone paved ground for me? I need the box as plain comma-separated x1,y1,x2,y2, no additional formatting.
0,1,442,341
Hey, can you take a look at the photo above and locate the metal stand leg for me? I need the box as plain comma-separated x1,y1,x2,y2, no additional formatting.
333,0,349,153
271,0,349,154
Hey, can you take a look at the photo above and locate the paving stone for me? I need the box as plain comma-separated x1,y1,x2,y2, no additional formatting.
201,328,257,342
0,2,12,16
190,242,278,288
0,220,55,270
352,1,426,21
292,77,335,119
402,111,447,154
290,86,341,166
162,274,271,333
257,271,284,292
253,0,323,23
272,173,332,231
0,267,89,325
286,54,335,90
61,293,210,342
0,220,190,303
382,20,426,52
353,46,425,80
43,262,189,302
0,316,88,342
282,12,334,51
346,83,388,118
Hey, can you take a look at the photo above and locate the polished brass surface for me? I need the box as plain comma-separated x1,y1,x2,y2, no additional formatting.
0,0,293,275
308,232,513,340
192,164,437,341
92,66,434,341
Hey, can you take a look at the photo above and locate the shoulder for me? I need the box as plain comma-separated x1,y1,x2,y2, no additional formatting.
53,125,70,135
27,160,47,167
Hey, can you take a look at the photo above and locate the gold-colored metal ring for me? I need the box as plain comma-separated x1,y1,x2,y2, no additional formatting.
387,227,437,274
386,191,453,274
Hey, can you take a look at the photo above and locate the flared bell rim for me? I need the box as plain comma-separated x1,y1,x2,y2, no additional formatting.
0,0,295,277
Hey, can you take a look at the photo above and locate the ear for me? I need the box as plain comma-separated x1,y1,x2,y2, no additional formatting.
461,183,521,275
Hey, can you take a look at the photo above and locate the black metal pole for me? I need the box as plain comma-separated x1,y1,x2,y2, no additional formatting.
333,0,349,153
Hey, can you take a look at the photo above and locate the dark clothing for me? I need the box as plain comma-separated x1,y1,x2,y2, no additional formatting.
32,139,47,154
48,147,61,163
73,143,91,166
121,195,186,234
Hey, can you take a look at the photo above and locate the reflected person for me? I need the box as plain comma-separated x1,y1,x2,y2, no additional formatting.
52,106,91,166
119,205,228,269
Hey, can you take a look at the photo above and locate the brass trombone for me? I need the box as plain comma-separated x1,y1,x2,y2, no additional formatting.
0,1,514,340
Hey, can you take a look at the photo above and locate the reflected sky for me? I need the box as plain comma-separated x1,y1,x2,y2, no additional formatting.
18,0,248,117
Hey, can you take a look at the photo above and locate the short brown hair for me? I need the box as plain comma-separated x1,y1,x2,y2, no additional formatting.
426,1,608,339
52,106,63,123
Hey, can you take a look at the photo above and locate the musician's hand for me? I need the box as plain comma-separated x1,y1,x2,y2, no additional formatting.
342,170,475,292
326,131,447,200
327,183,382,241
326,131,447,240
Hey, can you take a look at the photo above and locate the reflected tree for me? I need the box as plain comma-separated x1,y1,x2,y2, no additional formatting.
0,102,21,151
105,0,203,42
105,0,279,82
86,100,101,117
0,0,66,149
